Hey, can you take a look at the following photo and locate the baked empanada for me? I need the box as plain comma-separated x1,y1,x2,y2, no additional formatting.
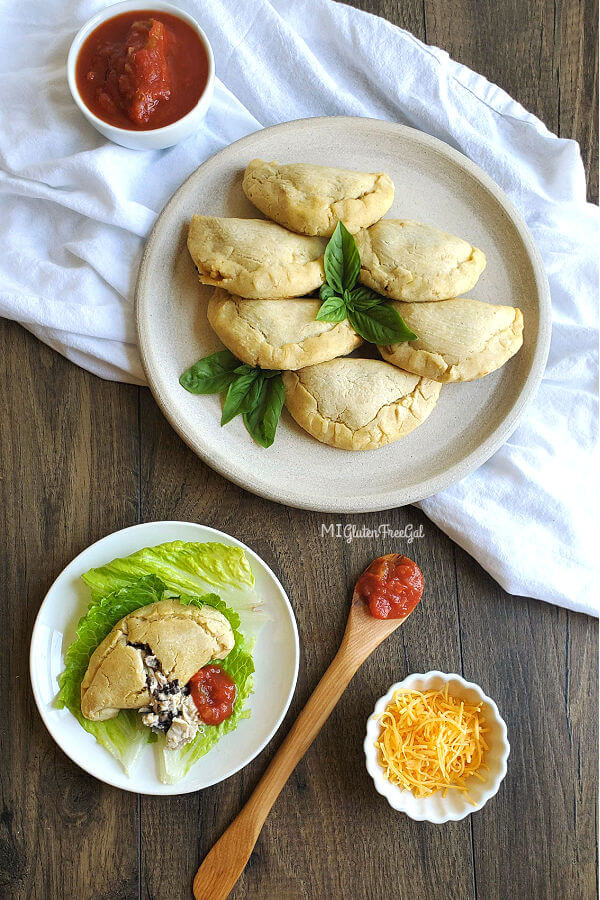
355,219,486,302
379,298,523,382
207,288,362,370
242,159,394,236
283,358,441,451
187,215,327,299
81,599,234,722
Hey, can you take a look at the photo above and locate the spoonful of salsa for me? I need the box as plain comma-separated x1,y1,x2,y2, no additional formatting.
192,553,424,900
355,553,424,619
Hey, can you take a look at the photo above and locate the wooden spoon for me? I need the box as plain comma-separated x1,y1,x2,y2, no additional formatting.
192,553,422,900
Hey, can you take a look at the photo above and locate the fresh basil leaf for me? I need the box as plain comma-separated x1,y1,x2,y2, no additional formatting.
316,295,348,322
323,221,361,293
243,375,285,448
348,304,418,344
179,350,239,394
242,380,268,447
319,283,337,302
243,372,266,411
234,364,256,376
221,371,260,425
260,376,286,447
347,284,385,311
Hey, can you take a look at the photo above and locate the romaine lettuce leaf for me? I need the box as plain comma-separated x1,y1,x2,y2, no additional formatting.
82,539,268,645
82,540,254,602
57,549,257,782
56,575,168,774
158,592,255,784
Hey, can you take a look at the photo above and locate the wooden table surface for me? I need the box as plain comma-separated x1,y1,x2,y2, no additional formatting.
1,2,598,898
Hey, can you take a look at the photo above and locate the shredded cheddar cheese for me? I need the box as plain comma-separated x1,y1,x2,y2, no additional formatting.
375,685,489,803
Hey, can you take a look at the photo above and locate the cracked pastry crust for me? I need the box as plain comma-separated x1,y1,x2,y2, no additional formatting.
187,215,327,299
242,158,394,236
378,298,524,382
207,288,362,370
80,599,234,722
282,358,441,451
355,219,486,302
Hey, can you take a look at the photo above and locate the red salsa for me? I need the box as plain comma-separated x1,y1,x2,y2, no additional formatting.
356,554,424,619
189,664,236,726
75,11,209,130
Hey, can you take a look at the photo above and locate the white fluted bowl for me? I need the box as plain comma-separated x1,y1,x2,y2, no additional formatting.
364,671,509,823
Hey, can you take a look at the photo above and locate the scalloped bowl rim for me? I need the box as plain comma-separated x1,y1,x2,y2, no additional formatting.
364,671,510,823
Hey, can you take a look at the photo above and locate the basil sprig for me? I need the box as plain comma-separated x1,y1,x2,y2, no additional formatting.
316,222,418,345
180,350,285,448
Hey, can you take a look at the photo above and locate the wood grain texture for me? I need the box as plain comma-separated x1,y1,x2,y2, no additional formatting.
346,0,598,202
0,320,140,899
556,0,599,201
192,577,423,900
1,1,597,899
455,547,599,898
136,391,475,899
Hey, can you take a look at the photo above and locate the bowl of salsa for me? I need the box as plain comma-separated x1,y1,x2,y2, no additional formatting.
67,1,214,149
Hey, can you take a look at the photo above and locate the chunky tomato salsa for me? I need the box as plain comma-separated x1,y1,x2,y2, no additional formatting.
189,664,236,726
356,554,424,619
76,11,209,130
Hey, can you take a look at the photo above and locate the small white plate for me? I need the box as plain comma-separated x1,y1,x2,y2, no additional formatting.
30,521,299,795
364,671,509,822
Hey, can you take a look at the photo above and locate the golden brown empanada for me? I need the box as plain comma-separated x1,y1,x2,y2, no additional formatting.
242,159,394,236
379,298,523,382
355,219,486,301
187,215,326,299
207,289,362,370
283,358,441,450
80,600,234,722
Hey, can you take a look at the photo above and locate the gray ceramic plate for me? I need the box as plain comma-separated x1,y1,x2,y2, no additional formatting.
136,117,551,512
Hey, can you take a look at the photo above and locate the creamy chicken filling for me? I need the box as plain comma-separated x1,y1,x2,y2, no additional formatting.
129,643,201,751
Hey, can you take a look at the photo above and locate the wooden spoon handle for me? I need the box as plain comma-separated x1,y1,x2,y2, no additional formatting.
193,646,362,900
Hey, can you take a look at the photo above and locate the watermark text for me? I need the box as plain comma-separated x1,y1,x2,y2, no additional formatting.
320,522,424,544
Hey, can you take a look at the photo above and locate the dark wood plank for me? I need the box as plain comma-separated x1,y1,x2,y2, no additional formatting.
346,0,598,201
556,0,599,202
1,3,596,900
455,547,598,899
424,0,560,134
138,1,598,891
343,0,426,36
0,321,140,899
137,389,474,900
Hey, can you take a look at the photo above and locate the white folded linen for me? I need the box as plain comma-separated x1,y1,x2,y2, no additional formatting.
0,0,597,613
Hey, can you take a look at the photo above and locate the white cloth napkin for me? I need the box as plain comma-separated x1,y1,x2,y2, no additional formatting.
1,0,598,615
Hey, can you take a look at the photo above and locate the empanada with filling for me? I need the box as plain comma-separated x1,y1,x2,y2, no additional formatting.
283,358,441,451
379,298,524,382
207,288,362,370
242,159,394,236
355,219,486,302
80,599,234,721
187,215,327,299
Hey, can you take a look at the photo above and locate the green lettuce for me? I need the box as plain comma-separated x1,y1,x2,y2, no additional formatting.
82,540,254,602
82,539,268,643
56,575,169,774
158,592,255,784
57,541,260,783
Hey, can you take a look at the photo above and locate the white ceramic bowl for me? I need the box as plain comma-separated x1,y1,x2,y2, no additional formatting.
67,0,214,150
364,671,509,823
